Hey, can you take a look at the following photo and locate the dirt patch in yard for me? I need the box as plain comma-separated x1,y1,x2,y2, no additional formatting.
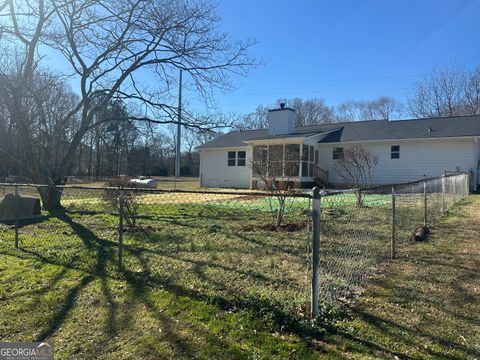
240,221,308,232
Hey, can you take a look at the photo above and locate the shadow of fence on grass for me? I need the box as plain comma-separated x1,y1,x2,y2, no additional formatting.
0,210,324,348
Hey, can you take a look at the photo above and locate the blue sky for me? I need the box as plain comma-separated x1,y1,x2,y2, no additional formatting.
40,0,480,118
200,0,480,115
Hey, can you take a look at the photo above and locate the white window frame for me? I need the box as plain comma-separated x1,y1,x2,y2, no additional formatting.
227,151,236,166
391,145,400,159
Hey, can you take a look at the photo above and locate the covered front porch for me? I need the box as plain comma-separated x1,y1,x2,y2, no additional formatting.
245,138,329,190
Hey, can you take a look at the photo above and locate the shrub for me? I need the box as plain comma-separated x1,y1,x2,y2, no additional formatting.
103,178,140,228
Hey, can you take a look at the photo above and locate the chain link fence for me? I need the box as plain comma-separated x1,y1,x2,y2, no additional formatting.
313,172,470,306
0,172,471,321
0,184,314,323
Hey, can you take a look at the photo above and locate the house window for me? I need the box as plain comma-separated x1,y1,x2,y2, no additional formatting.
237,151,246,166
391,145,400,159
228,151,247,166
333,147,344,160
227,151,236,166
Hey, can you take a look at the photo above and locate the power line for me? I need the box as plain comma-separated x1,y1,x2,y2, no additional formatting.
232,87,411,97
263,56,475,71
240,74,424,86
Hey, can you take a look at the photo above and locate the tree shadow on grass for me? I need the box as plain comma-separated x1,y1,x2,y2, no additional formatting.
326,243,480,360
330,308,480,360
35,275,95,342
0,214,53,229
19,210,326,357
31,211,114,342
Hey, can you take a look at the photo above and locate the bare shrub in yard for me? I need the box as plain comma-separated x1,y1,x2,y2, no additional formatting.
251,145,301,229
334,146,378,207
103,178,140,228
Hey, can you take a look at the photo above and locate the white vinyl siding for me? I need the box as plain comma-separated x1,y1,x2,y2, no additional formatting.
200,147,251,188
318,138,478,186
199,137,479,190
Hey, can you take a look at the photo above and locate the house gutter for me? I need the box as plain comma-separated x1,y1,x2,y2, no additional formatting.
317,135,479,145
243,136,307,146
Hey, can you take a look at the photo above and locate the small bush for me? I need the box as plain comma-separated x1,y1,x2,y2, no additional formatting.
103,178,140,228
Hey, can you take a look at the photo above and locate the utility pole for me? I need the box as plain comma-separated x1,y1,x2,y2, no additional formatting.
175,69,183,178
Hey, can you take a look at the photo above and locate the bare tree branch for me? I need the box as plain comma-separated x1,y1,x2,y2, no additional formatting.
334,146,378,207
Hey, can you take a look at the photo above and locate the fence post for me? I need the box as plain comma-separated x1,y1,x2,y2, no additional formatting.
391,185,396,260
311,187,321,319
465,173,469,197
423,180,428,227
118,190,124,269
441,175,446,216
14,185,19,249
453,176,456,203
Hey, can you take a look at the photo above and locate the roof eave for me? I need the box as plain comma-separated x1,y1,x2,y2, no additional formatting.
318,134,480,145
244,136,309,145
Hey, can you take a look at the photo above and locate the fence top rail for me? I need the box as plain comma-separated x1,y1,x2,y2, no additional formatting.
0,183,313,199
0,171,468,199
320,172,469,197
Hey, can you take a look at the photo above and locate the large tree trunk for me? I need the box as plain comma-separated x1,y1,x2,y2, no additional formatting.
95,135,101,180
37,185,63,212
87,134,93,180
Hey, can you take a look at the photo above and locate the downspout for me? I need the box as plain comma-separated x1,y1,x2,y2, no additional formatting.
249,145,254,189
198,149,203,188
476,137,480,192
475,159,480,191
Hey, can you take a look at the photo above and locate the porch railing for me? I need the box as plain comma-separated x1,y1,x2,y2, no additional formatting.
313,164,329,186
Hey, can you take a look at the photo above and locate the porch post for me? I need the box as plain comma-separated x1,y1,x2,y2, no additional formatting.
266,144,269,178
299,143,303,179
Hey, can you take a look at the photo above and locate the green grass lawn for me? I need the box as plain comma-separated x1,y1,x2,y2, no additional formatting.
323,195,480,359
0,190,322,359
0,189,476,359
67,176,200,190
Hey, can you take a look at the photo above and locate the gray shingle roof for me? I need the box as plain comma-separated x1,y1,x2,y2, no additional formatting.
197,115,480,149
196,129,268,149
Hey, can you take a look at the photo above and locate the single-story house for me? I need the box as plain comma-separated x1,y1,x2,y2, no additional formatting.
198,104,480,190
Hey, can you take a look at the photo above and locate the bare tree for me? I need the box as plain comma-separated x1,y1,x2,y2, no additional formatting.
334,146,378,207
232,105,269,130
335,100,365,122
279,98,335,126
250,144,301,228
409,65,468,118
0,0,257,209
335,96,404,122
233,98,335,130
183,127,216,175
363,96,404,120
103,178,140,228
464,67,480,115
